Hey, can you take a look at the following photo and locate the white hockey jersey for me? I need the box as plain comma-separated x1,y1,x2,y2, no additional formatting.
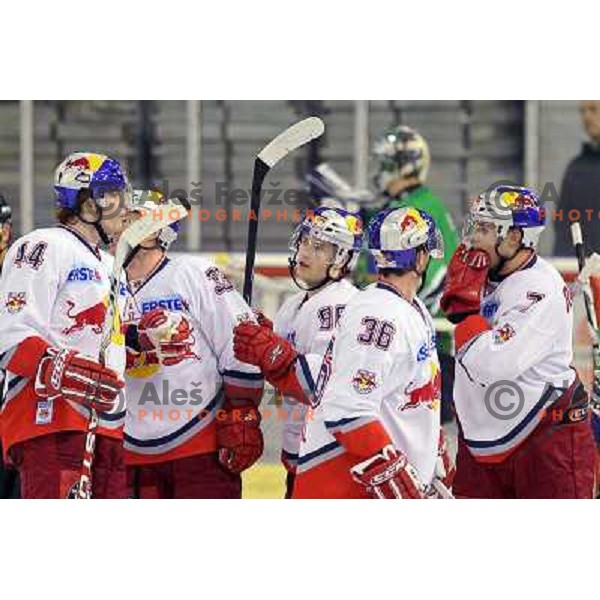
273,279,358,472
293,281,441,499
0,225,127,454
454,254,576,462
122,254,264,465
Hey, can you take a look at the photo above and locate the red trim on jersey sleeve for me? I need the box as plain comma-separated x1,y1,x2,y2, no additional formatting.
6,336,50,378
267,365,312,406
332,420,393,458
454,315,490,352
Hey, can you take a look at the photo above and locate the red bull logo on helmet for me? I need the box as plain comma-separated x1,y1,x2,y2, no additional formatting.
398,208,426,234
514,193,537,209
399,213,418,232
345,215,362,234
65,156,91,171
498,188,539,211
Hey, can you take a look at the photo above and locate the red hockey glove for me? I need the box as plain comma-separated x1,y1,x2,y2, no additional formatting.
217,400,264,474
454,314,490,352
440,243,490,324
350,445,425,499
137,308,196,367
35,348,124,413
233,322,297,379
252,308,274,330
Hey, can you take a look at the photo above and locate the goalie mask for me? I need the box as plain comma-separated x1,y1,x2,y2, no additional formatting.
368,206,443,271
289,206,364,291
463,185,546,251
131,189,182,250
373,125,430,194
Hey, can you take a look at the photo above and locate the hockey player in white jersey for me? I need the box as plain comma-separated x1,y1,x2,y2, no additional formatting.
233,207,364,497
440,184,595,498
121,190,264,499
0,152,131,498
292,207,454,499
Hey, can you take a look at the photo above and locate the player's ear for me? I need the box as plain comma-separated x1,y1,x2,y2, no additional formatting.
79,192,99,220
416,247,429,271
329,263,342,280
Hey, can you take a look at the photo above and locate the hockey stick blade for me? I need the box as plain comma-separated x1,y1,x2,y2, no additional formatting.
113,199,189,275
578,252,600,284
243,117,325,304
313,163,376,204
571,222,600,332
257,117,325,168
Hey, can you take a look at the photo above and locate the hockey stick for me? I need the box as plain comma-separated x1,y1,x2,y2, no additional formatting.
432,479,455,499
306,162,378,211
242,117,325,305
74,198,190,499
570,222,600,411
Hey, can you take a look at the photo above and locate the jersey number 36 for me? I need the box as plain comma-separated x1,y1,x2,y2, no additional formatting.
357,317,396,351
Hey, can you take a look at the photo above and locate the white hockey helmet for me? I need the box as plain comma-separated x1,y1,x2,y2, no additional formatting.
464,184,546,250
289,206,364,271
368,206,443,270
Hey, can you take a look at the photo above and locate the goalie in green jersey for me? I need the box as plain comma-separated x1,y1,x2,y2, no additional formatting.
356,125,459,315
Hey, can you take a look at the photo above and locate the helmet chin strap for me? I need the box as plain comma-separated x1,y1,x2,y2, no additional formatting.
411,246,430,281
490,238,520,277
414,260,429,290
138,239,164,251
124,239,165,272
288,257,333,292
77,201,112,246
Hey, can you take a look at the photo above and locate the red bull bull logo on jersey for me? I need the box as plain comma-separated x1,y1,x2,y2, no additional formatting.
402,367,440,411
62,299,107,336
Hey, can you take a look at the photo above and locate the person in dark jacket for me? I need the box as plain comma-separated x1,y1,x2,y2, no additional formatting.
554,101,600,256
